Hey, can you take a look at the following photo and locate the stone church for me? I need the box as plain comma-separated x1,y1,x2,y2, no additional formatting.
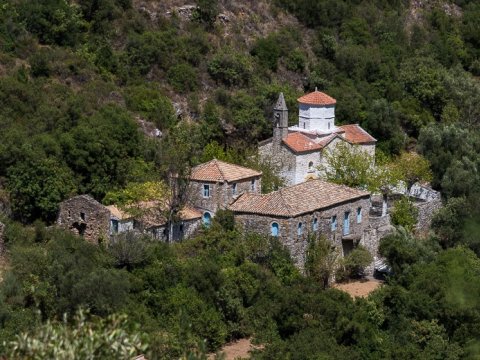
259,89,376,186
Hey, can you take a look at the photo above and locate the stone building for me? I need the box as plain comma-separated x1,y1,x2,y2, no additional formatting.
58,196,201,243
57,195,111,244
229,179,371,267
259,90,376,186
189,159,262,224
107,202,202,242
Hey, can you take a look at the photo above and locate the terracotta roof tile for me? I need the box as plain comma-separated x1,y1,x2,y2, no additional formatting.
282,132,338,153
107,202,201,227
297,90,336,106
190,159,262,183
338,124,376,144
229,180,369,217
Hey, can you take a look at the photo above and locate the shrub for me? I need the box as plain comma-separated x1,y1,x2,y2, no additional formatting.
284,48,306,72
337,245,373,281
167,63,198,93
391,197,419,232
251,36,281,71
208,50,252,86
124,85,176,129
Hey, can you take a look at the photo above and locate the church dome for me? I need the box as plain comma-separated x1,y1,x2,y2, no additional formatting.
297,90,336,106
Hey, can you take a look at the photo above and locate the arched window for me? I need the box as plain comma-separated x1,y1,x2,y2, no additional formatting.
308,161,314,172
297,222,303,236
313,218,318,231
271,222,279,237
203,212,212,227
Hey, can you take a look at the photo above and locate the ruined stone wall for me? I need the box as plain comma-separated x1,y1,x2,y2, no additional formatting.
362,215,395,275
147,218,201,243
414,198,442,235
57,195,110,244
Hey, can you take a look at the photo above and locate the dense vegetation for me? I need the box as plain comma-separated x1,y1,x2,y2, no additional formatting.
0,0,480,358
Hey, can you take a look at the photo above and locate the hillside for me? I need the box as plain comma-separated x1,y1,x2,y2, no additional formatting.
1,1,480,359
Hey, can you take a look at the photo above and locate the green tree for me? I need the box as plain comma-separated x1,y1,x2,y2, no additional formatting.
7,157,76,223
391,197,419,232
7,309,147,360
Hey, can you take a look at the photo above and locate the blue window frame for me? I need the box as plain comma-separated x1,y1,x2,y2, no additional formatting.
111,219,119,233
271,222,279,237
331,215,337,231
357,207,362,223
297,222,303,236
203,184,210,198
313,217,318,231
343,211,350,235
203,212,212,227
251,179,256,191
232,183,237,195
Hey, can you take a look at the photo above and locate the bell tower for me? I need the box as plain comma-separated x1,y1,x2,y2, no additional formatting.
273,92,288,146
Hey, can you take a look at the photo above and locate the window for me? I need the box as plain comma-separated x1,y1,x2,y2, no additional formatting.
357,207,362,223
328,122,331,130
297,222,303,236
313,218,318,231
203,184,210,198
203,212,212,227
303,123,306,129
232,183,237,195
80,212,86,221
331,215,337,231
343,211,350,235
271,222,279,237
111,219,119,234
308,161,314,172
251,179,256,191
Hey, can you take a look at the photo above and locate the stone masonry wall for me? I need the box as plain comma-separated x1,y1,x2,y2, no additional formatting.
259,140,297,186
0,221,4,255
414,198,442,235
190,176,262,215
57,195,111,244
234,196,371,269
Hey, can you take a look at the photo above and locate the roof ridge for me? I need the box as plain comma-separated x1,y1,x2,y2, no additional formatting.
212,159,227,181
277,187,295,217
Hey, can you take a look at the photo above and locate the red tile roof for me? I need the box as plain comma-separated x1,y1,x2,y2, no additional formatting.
338,124,376,144
297,90,336,106
107,202,201,226
282,132,338,154
229,179,369,217
190,159,262,183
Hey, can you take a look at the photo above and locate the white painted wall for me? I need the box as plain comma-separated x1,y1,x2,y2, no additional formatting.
294,152,321,184
298,104,335,132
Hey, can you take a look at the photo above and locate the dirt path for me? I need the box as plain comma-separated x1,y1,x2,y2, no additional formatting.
333,279,383,298
209,338,261,360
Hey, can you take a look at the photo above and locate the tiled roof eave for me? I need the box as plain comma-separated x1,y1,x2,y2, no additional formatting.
231,193,370,218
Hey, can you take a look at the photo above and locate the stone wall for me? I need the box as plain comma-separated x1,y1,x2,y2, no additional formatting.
259,140,297,186
234,196,371,268
148,218,201,243
361,215,395,275
414,198,442,235
190,176,262,215
57,195,111,244
0,221,4,255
